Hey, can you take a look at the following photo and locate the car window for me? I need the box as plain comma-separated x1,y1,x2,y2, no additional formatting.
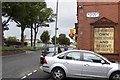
66,52,81,61
83,52,103,63
57,54,65,59
47,53,54,56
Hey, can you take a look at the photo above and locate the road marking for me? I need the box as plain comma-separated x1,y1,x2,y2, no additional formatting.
21,68,38,79
33,70,37,72
21,76,27,79
27,72,32,76
40,66,43,70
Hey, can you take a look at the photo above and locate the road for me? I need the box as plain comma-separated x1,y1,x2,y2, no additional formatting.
2,50,106,80
2,51,40,78
26,68,99,80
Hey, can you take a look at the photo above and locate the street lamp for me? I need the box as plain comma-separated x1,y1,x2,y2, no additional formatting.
54,0,59,55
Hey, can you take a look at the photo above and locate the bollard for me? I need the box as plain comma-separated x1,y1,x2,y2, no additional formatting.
33,46,36,51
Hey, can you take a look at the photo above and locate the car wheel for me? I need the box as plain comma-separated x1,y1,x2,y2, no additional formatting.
110,72,120,80
51,68,65,80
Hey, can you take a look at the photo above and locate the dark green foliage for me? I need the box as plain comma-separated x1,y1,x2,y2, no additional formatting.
51,36,59,44
40,30,50,44
5,41,27,46
7,36,17,42
37,40,42,43
58,34,70,46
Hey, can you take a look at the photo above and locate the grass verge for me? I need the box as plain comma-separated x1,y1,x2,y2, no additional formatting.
1,46,44,56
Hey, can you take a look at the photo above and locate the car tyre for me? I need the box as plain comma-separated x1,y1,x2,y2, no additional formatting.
51,68,65,80
109,72,120,80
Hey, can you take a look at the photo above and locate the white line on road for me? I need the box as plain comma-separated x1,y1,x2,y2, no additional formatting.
27,72,32,76
21,76,27,79
21,68,39,79
33,70,37,73
40,66,43,70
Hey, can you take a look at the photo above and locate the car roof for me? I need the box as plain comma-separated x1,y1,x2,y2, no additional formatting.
54,49,94,56
63,49,95,53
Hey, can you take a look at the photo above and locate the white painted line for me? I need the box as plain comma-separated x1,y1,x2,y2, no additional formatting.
27,72,32,76
40,66,43,70
33,70,37,73
21,76,27,79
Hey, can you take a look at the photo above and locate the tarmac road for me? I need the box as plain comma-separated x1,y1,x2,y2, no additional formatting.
26,66,106,80
2,51,40,78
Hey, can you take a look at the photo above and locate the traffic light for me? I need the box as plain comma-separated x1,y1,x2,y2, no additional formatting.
69,29,76,39
69,33,74,39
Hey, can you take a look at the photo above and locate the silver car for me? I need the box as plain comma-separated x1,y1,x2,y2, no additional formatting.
42,50,120,80
40,47,58,64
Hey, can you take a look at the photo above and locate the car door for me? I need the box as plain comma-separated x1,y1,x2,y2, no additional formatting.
63,51,83,76
81,52,108,78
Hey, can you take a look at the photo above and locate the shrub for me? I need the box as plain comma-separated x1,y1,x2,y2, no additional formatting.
5,41,27,46
37,40,41,43
7,36,17,42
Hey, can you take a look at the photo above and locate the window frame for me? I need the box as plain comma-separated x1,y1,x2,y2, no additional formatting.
81,52,105,63
57,53,66,59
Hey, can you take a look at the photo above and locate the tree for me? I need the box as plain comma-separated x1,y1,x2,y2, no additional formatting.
2,2,55,47
26,2,47,47
40,30,50,44
32,7,55,47
2,2,18,29
58,34,70,46
65,37,70,45
2,2,32,46
13,3,33,46
2,2,21,45
58,34,66,45
51,36,59,44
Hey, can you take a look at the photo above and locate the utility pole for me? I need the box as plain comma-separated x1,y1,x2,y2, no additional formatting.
54,0,58,54
31,25,33,47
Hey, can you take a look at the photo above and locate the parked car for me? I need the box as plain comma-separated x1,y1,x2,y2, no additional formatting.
42,50,120,80
40,46,59,64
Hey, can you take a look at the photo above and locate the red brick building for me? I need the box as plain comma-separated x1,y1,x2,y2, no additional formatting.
76,1,120,62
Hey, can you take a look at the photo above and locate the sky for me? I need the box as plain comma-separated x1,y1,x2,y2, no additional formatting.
3,0,77,42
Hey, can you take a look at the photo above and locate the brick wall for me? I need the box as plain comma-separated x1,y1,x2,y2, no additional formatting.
101,54,120,62
77,2,120,62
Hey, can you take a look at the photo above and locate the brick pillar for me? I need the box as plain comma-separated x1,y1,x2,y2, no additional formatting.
118,2,120,62
77,4,85,50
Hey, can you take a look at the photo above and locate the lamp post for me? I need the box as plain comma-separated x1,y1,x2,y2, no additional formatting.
54,0,59,54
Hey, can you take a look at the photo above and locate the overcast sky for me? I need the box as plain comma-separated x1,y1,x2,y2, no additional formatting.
4,0,77,41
